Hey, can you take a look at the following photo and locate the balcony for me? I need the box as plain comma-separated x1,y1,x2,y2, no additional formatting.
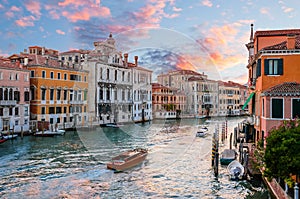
0,100,17,106
69,100,84,105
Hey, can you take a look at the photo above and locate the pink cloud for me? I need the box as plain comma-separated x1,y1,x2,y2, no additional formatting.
56,29,65,35
173,6,182,12
62,6,110,22
260,7,269,15
202,0,213,7
15,15,36,27
58,0,83,8
5,6,21,18
25,0,41,18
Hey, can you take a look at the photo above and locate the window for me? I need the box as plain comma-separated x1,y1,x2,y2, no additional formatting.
42,71,46,78
57,73,61,80
264,59,283,75
15,107,19,116
50,89,54,100
49,107,55,114
56,107,62,114
64,73,67,80
41,107,46,114
63,90,68,100
30,70,34,77
292,99,300,119
107,69,110,80
50,72,54,79
271,98,283,118
24,106,29,116
57,89,61,100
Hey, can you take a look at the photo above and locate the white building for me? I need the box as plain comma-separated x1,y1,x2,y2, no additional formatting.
83,33,152,125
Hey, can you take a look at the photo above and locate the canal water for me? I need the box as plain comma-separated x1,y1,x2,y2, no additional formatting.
0,117,270,199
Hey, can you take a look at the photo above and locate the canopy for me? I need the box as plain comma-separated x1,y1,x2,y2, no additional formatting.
242,92,255,110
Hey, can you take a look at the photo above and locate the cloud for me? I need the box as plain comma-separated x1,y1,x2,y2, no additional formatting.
25,0,41,18
56,29,66,35
57,0,111,22
282,6,293,13
201,0,213,7
260,7,269,15
5,6,22,18
15,15,36,27
173,6,182,12
62,7,110,22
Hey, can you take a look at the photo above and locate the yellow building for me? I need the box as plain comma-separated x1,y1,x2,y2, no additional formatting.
21,47,89,130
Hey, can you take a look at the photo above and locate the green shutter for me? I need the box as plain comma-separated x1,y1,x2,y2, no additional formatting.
256,59,261,77
264,59,269,75
278,58,283,75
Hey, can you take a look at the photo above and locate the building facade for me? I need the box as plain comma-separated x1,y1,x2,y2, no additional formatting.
22,46,89,130
0,57,30,133
245,25,300,143
83,33,153,125
152,83,186,119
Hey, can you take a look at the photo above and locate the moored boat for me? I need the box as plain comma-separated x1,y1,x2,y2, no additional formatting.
107,148,148,172
227,160,245,180
34,129,65,137
3,134,18,140
220,149,237,165
0,138,7,144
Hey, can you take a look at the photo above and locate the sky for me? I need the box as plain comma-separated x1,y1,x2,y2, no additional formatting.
0,0,299,84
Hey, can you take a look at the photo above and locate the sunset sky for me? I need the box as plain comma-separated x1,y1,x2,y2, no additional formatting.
0,0,299,83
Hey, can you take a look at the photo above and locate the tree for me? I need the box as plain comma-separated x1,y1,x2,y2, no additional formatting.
264,119,300,187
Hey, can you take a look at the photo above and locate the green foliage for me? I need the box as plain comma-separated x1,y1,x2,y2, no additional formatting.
264,119,300,187
163,104,175,111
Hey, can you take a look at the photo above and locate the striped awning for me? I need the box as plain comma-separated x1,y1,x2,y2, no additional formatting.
242,92,255,110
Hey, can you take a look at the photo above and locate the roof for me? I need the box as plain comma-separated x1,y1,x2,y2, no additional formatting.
158,69,204,77
262,82,300,96
255,29,300,37
60,49,90,55
218,81,246,88
262,36,300,50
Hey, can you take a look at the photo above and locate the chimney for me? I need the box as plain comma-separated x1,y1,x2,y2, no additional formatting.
134,56,138,67
24,57,28,66
287,34,296,49
45,57,48,65
42,47,45,55
124,53,128,67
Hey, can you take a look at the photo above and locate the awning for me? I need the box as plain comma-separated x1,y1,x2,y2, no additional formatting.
242,92,255,110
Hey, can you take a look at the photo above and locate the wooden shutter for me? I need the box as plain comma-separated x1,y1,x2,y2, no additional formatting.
278,58,283,75
256,59,261,77
264,59,269,75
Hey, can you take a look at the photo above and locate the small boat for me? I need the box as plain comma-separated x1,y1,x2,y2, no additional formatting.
107,148,148,172
100,123,124,128
34,129,65,137
196,126,208,137
0,138,7,144
3,134,18,140
220,149,237,165
227,160,245,180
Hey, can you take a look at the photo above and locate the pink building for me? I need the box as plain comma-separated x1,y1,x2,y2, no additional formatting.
0,56,30,133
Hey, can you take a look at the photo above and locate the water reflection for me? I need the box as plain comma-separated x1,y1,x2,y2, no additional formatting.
0,117,269,198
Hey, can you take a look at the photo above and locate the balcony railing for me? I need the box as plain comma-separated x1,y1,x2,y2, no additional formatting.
0,100,17,106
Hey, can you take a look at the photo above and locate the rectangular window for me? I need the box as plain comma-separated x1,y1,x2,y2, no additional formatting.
256,59,261,77
41,89,46,100
57,89,61,100
41,107,46,114
50,72,54,79
64,73,67,80
15,107,19,116
57,73,61,80
49,107,55,114
56,107,62,114
271,98,283,118
50,89,54,100
264,59,283,75
30,70,34,77
64,90,68,100
42,71,46,78
292,99,300,119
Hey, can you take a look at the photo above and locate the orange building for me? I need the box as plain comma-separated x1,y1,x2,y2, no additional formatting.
245,24,300,144
152,83,186,119
17,47,89,130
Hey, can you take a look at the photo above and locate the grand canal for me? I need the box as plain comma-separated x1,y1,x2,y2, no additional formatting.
0,117,270,199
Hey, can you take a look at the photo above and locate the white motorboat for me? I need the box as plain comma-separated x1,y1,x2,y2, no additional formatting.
227,160,245,180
